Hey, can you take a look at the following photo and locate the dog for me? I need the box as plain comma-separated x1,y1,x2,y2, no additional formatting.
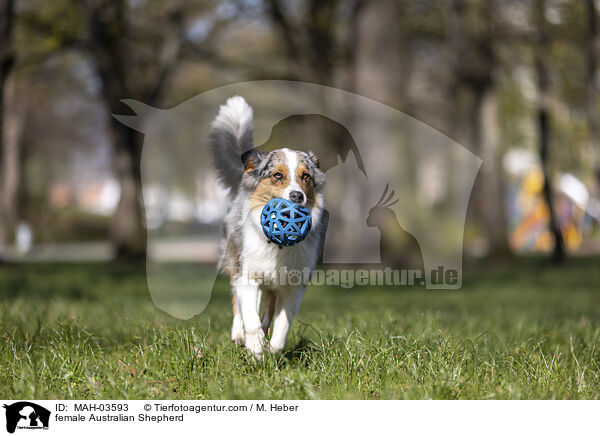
210,96,326,360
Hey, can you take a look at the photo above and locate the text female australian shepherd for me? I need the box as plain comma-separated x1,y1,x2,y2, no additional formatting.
210,96,326,360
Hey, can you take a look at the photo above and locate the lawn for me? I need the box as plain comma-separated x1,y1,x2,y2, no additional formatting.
1,258,600,399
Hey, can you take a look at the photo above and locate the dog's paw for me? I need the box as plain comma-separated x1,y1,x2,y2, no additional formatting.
231,324,246,345
245,329,265,361
231,316,245,346
269,340,285,355
232,331,245,346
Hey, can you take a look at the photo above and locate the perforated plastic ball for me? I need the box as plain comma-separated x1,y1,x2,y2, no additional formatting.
260,198,312,247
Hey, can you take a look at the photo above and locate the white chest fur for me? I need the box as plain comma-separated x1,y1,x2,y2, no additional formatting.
240,208,319,289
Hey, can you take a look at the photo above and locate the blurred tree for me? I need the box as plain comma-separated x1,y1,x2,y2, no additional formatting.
446,0,510,258
14,0,228,260
268,0,336,84
80,0,242,260
0,0,15,254
533,0,565,263
267,0,370,87
353,0,415,108
82,0,148,260
586,0,599,193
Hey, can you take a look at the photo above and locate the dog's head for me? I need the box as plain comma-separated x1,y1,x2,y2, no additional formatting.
240,148,325,211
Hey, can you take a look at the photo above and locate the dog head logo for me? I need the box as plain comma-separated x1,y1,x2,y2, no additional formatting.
115,81,482,319
3,402,50,434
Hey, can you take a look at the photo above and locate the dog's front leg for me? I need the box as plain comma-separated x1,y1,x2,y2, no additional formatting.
234,276,265,360
261,289,277,335
231,295,245,346
269,287,306,354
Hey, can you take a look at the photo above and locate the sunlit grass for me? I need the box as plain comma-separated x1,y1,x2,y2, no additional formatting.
1,258,599,399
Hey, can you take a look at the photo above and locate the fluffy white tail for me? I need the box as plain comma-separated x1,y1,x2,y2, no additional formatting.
209,96,254,190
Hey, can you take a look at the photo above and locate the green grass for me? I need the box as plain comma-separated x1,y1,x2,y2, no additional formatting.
1,258,600,399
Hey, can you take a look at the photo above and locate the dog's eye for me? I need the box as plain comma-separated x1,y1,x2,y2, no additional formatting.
301,172,311,181
272,172,283,180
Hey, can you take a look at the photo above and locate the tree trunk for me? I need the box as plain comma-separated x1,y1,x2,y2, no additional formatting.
478,85,511,257
0,0,15,254
84,0,146,261
534,0,565,263
1,77,23,249
267,0,340,84
586,0,600,193
110,124,145,260
446,0,510,257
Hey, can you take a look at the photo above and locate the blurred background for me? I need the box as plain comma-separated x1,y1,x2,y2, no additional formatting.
1,0,599,266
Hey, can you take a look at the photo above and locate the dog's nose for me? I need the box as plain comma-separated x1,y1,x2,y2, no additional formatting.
289,191,305,204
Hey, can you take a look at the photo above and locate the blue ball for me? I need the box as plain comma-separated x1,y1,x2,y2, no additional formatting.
260,198,312,247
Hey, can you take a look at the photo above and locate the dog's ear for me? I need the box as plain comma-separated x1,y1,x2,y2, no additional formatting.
306,150,320,168
241,149,265,172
